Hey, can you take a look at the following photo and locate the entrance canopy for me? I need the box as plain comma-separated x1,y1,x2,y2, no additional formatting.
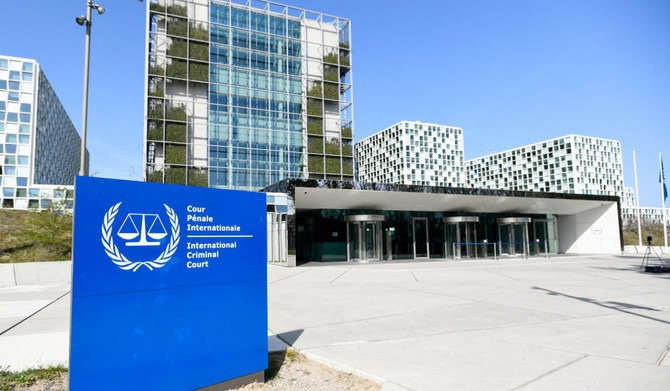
286,183,617,216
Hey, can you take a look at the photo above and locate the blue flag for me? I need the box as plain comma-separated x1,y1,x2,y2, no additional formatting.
662,158,668,201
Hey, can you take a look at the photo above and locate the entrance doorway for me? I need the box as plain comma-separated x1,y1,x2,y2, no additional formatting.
412,217,429,259
497,217,531,257
532,219,557,254
444,216,479,258
345,215,385,262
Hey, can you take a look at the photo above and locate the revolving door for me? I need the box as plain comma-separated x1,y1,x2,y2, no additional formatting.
345,215,385,262
444,216,480,258
497,217,531,257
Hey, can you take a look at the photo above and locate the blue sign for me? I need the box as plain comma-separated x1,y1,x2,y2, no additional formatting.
69,177,267,390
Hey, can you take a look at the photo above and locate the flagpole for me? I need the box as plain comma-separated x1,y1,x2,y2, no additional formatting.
660,151,668,248
633,149,642,246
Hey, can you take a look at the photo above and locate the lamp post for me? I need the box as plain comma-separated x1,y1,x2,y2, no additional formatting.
76,1,105,177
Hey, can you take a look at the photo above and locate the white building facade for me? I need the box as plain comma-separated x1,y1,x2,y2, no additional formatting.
144,0,353,190
354,121,465,187
0,55,86,210
466,135,624,197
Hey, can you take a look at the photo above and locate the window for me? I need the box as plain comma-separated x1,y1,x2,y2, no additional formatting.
0,80,6,89
20,103,30,112
0,59,8,69
22,73,32,82
9,71,20,81
8,92,18,101
22,62,33,72
9,81,19,90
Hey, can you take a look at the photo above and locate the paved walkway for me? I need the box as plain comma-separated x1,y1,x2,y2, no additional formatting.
268,255,670,390
1,255,669,390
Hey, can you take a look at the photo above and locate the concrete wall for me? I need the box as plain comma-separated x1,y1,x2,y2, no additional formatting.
0,261,71,288
558,203,621,254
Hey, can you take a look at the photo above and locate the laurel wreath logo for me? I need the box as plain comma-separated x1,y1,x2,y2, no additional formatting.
101,202,180,272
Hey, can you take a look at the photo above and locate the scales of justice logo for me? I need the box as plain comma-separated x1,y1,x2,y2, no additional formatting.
101,202,180,271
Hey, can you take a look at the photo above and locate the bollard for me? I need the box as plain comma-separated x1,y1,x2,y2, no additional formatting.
482,239,488,258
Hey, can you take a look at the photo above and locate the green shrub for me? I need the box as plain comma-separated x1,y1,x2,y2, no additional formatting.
167,19,187,37
165,144,186,164
166,123,186,142
165,167,186,185
325,157,340,174
167,104,186,121
307,82,322,98
342,159,353,175
167,39,187,58
189,24,209,41
340,55,350,67
308,155,323,173
167,59,187,79
189,61,209,81
149,65,165,75
323,83,339,100
167,5,187,17
342,125,352,138
188,168,208,187
306,99,322,117
150,3,166,13
189,41,209,61
146,168,163,182
307,119,322,135
308,137,323,153
339,42,350,50
323,52,338,64
342,143,352,156
149,85,164,97
324,69,339,82
325,140,339,155
147,121,163,140
148,106,164,119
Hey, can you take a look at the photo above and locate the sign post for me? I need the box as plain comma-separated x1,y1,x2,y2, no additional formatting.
69,177,267,390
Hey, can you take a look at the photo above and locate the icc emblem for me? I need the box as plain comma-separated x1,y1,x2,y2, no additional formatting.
101,203,180,271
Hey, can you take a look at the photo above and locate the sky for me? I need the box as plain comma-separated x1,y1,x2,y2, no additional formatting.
1,0,669,207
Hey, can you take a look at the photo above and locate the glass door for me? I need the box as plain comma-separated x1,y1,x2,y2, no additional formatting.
345,216,385,262
412,217,429,259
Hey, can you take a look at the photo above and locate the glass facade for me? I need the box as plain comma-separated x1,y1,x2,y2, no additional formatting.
295,209,557,263
0,55,83,210
145,0,353,190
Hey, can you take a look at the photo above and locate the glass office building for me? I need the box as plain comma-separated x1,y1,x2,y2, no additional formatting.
144,0,353,190
0,55,85,210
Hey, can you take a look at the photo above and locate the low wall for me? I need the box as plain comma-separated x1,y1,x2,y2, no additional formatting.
622,245,670,255
0,261,71,287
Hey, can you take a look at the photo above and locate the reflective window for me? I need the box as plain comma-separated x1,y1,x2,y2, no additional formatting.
9,71,20,81
231,8,248,29
0,102,5,110
269,16,285,36
20,103,30,112
250,12,267,32
17,156,29,165
17,178,27,187
22,62,33,72
5,144,16,153
6,112,17,122
8,92,18,101
0,59,8,69
9,81,20,90
20,114,30,123
22,73,33,82
19,124,29,133
0,80,6,89
19,135,29,144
